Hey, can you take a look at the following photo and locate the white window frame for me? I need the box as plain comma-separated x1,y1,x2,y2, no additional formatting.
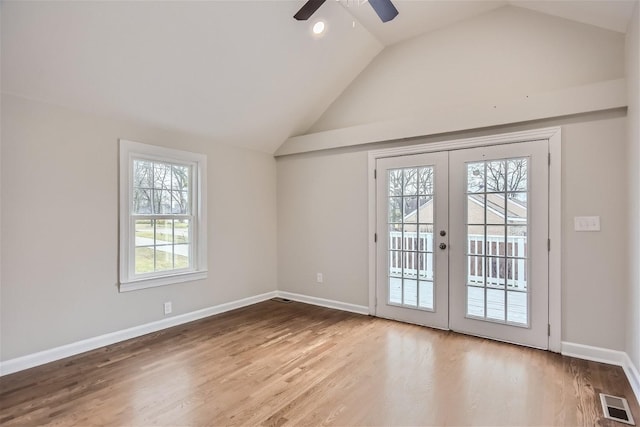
119,139,207,292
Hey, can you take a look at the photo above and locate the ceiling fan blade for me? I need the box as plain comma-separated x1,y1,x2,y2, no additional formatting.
368,0,398,22
294,0,327,21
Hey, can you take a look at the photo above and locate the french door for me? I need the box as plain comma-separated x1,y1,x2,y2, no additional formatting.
375,140,549,349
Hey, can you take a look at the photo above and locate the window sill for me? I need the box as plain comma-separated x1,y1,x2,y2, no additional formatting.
119,270,208,292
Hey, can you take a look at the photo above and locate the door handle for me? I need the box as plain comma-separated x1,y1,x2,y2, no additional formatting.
439,243,447,250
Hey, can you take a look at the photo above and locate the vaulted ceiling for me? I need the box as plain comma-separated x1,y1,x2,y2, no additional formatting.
2,1,637,154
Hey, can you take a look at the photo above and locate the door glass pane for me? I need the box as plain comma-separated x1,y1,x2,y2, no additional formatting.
465,157,529,326
419,281,434,309
387,166,435,311
418,167,434,195
467,163,484,193
467,286,485,317
507,291,527,324
418,224,433,252
507,158,528,191
403,169,418,195
403,197,418,222
467,195,484,224
404,279,418,306
389,277,402,304
486,289,505,321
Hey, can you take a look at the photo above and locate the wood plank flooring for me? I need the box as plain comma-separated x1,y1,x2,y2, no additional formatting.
1,300,638,426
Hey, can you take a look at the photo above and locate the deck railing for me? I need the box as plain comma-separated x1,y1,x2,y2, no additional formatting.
389,232,527,290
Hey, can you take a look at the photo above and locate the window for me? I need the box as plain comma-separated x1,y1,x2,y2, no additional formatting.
119,139,207,292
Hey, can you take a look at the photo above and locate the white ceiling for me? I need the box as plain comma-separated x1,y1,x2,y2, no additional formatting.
1,1,382,153
2,1,637,154
341,0,637,45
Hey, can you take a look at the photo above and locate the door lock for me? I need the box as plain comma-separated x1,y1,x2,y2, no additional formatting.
439,243,447,250
440,230,446,236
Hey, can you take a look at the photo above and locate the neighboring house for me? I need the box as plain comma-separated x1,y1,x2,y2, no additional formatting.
391,193,527,289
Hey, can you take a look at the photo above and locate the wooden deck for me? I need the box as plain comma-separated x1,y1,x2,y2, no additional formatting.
1,300,637,426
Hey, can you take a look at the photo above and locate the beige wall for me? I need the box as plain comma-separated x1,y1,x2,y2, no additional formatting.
279,4,630,351
309,5,625,133
0,94,278,361
627,1,640,373
278,112,629,351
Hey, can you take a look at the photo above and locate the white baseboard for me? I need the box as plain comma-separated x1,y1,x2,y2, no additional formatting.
561,341,628,366
0,291,277,376
623,353,640,405
276,291,369,316
562,341,640,404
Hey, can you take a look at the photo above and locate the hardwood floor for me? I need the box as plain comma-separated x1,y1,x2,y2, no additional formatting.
1,300,638,426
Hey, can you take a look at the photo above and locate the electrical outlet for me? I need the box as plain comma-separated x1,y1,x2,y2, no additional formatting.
164,301,172,315
316,273,323,283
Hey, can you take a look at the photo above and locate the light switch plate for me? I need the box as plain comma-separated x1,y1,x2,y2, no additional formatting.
574,216,600,232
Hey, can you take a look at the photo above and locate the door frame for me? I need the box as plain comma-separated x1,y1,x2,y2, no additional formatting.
367,127,562,352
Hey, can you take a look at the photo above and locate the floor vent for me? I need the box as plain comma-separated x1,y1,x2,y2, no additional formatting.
271,297,293,303
600,393,635,425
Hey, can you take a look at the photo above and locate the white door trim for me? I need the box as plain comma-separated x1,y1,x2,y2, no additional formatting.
367,126,562,352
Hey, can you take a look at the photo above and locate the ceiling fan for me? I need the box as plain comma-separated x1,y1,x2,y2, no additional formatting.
294,0,399,23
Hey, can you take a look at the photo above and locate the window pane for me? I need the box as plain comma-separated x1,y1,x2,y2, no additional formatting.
507,291,528,325
467,286,484,317
133,160,153,188
403,169,417,196
418,224,433,252
486,257,505,289
174,244,190,269
506,258,527,291
154,163,172,190
172,165,190,192
155,219,173,245
486,289,505,321
389,251,402,278
418,167,434,195
404,279,417,306
486,194,506,225
403,252,416,278
175,219,190,244
135,247,154,274
135,219,154,247
134,189,152,214
486,161,506,192
507,193,527,223
171,191,189,214
507,158,527,192
418,252,433,280
155,246,174,271
388,169,403,197
403,197,418,222
507,226,527,257
417,196,433,223
388,197,402,223
467,226,484,255
389,224,402,250
467,162,484,193
403,225,417,251
467,195,484,225
389,276,402,304
467,256,484,286
418,281,433,310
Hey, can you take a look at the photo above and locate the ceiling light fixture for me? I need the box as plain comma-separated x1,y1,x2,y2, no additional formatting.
312,20,326,35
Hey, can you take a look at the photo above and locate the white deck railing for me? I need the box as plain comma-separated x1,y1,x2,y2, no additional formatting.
389,232,527,290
